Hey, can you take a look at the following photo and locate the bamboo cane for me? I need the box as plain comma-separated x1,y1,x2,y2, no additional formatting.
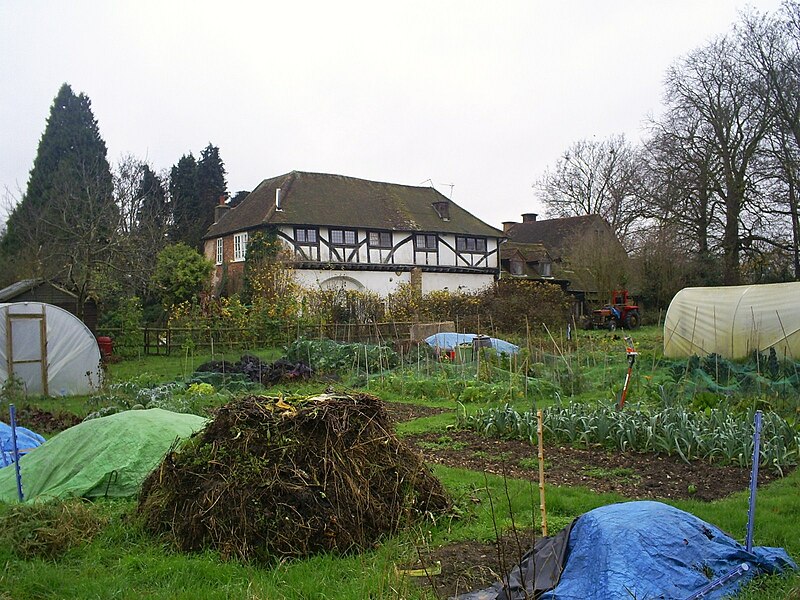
537,409,548,537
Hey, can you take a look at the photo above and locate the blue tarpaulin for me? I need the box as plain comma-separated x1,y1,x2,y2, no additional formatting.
1,422,45,467
424,333,519,355
457,501,796,600
542,501,795,599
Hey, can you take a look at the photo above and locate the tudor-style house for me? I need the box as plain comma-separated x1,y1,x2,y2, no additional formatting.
203,171,504,296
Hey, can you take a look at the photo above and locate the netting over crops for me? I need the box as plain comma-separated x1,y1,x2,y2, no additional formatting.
669,350,800,397
137,393,450,562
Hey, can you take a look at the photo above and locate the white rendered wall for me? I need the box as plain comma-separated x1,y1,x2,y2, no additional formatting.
420,272,494,294
293,269,412,296
293,269,493,296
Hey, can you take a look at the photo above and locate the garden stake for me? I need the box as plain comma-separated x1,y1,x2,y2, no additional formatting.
746,410,763,553
617,336,638,410
9,404,24,502
684,562,749,600
537,409,548,537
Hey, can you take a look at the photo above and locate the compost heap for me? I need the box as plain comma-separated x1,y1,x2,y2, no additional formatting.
195,354,313,385
138,392,450,561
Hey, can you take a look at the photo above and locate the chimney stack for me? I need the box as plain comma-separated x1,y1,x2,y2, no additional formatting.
214,195,230,223
522,213,538,223
502,221,516,233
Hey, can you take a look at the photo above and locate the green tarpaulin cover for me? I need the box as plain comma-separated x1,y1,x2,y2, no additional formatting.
0,408,206,503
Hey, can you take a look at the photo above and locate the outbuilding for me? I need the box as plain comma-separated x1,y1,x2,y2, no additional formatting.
663,282,800,360
0,302,103,396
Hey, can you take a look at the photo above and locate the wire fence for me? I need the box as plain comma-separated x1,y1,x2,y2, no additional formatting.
98,316,486,357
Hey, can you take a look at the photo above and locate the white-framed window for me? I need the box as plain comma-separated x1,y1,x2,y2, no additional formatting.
233,232,248,261
215,238,223,265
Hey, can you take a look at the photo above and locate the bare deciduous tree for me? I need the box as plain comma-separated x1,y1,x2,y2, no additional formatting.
534,134,644,250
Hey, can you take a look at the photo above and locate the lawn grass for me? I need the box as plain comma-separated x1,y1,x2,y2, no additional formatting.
3,465,794,599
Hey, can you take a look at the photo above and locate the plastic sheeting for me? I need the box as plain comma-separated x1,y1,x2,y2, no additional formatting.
0,422,45,466
0,302,103,396
0,408,207,502
424,333,520,355
664,282,800,360
456,520,574,600
458,501,796,600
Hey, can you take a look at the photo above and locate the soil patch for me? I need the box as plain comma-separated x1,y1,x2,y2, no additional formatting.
408,429,790,502
13,406,82,435
384,402,449,423
405,529,538,599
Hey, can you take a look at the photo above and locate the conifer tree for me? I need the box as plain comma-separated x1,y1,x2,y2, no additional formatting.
196,143,228,246
0,83,116,314
168,144,227,250
168,153,199,246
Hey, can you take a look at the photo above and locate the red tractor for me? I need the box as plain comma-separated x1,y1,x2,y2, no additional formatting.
586,289,641,330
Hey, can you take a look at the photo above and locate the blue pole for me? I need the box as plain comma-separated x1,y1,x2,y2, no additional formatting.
746,410,762,553
9,404,24,501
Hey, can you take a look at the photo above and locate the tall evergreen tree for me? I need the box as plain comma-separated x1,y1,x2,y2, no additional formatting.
136,164,168,233
196,143,228,246
168,144,227,250
0,83,116,313
168,153,199,246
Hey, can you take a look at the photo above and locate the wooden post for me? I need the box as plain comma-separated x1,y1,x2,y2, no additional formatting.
537,409,548,537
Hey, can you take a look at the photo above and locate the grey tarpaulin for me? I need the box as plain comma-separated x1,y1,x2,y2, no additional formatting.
453,521,574,600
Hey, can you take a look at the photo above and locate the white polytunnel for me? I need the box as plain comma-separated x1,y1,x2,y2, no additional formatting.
663,282,800,360
0,302,103,396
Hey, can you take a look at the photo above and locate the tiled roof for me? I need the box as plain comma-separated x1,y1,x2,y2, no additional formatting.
501,241,551,263
504,215,611,259
204,171,503,239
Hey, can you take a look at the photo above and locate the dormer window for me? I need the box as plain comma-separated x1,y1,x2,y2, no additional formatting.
539,261,552,277
432,201,450,221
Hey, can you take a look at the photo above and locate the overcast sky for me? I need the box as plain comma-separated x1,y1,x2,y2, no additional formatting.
0,0,784,229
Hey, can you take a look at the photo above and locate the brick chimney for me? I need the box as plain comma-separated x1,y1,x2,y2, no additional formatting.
502,221,517,233
214,195,230,223
522,213,538,223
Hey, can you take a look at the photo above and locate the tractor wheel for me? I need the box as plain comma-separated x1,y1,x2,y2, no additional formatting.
608,320,617,331
624,310,641,329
